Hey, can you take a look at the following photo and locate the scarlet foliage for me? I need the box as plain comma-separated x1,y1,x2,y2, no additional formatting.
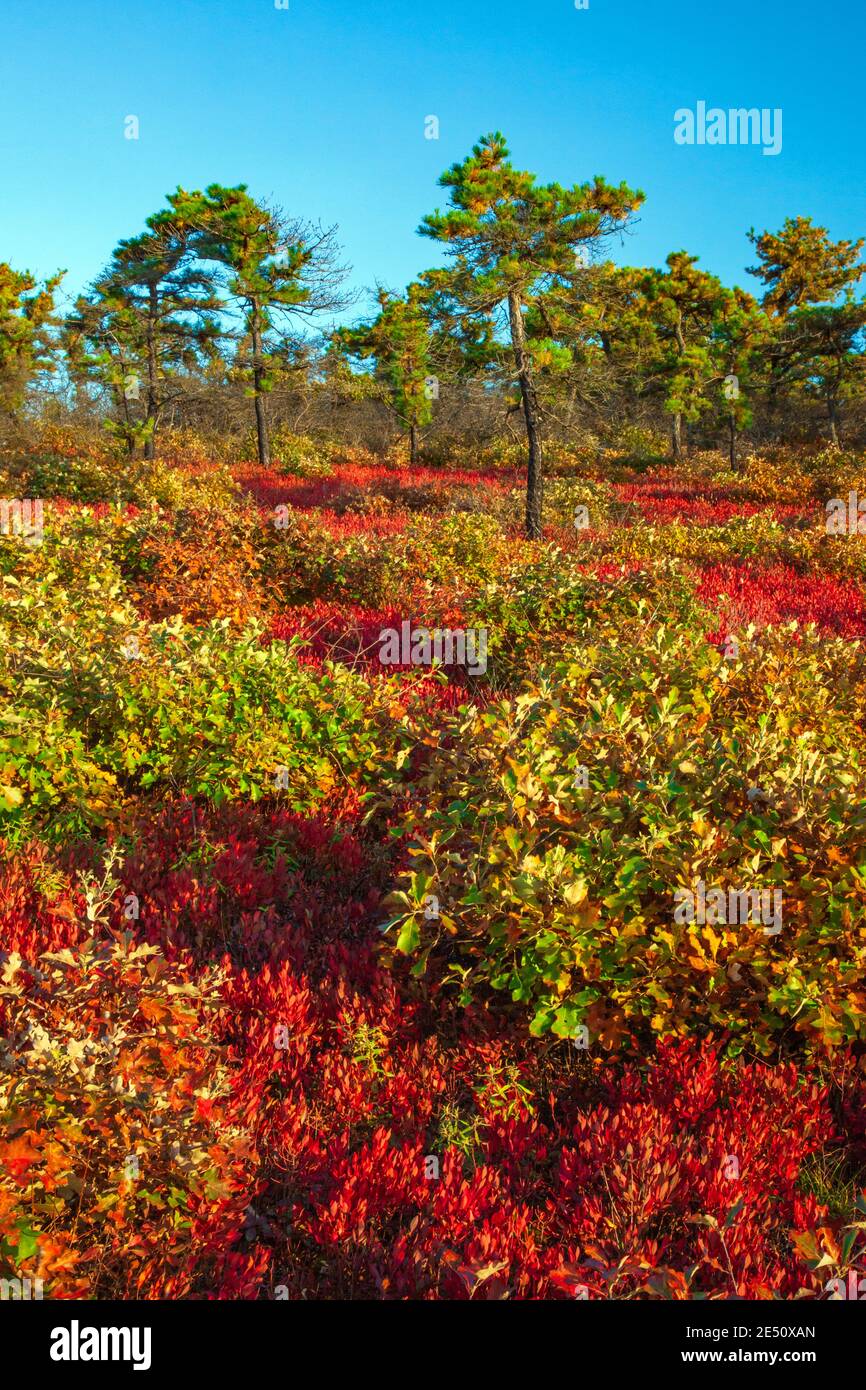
2,801,865,1300
229,970,847,1299
267,602,483,712
270,602,409,668
271,601,467,671
4,449,866,1303
235,462,515,513
50,500,142,521
698,562,866,639
614,477,812,526
304,509,412,538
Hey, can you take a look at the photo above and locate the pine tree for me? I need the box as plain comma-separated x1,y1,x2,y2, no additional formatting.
155,185,347,467
709,287,772,469
747,217,865,435
0,263,63,419
523,262,645,439
419,133,643,536
631,252,728,460
64,227,220,457
788,298,866,445
335,285,434,464
747,216,864,318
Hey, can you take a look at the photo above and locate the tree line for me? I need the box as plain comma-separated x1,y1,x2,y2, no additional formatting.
2,133,865,536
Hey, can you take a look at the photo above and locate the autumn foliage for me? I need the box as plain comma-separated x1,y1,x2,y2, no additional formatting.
1,433,865,1299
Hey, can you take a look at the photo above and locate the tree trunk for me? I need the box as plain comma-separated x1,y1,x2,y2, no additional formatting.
250,304,270,468
671,413,684,461
671,311,686,463
144,283,158,461
827,395,840,446
508,290,543,539
118,366,137,459
254,389,269,468
409,423,418,466
729,413,737,471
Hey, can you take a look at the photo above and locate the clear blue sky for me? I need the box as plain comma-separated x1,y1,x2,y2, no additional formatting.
1,0,863,321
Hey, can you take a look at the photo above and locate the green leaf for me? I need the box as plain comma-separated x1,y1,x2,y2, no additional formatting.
396,917,420,955
15,1227,40,1261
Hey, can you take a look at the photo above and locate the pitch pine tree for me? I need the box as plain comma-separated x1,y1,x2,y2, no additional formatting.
154,185,346,468
335,285,434,464
64,227,220,458
633,252,728,461
419,133,643,536
0,263,63,419
747,217,865,318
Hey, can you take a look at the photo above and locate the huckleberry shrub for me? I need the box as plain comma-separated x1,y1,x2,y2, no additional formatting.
378,621,488,675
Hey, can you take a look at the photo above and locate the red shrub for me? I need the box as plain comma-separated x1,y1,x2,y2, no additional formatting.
614,478,813,527
699,562,866,639
3,800,865,1299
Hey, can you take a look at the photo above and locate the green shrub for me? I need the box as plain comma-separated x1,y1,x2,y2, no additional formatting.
382,621,866,1055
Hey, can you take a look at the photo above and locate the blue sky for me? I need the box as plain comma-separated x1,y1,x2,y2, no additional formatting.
1,0,863,322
